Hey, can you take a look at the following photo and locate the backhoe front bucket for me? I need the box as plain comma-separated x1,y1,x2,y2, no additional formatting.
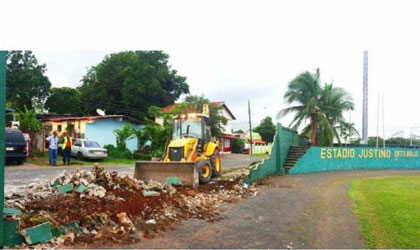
134,161,199,187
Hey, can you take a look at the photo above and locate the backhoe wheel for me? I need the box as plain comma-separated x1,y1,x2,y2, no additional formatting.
211,150,221,177
197,160,212,183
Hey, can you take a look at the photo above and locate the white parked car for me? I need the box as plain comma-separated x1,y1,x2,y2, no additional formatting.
71,139,108,160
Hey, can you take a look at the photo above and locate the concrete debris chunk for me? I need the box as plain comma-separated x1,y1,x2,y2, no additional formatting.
165,177,182,186
116,212,135,231
87,184,106,198
165,184,177,195
144,180,164,191
145,219,156,224
57,183,74,194
21,222,54,245
143,190,161,197
76,184,87,193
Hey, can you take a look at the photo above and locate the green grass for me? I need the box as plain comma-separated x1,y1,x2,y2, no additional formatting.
350,175,420,249
27,153,137,167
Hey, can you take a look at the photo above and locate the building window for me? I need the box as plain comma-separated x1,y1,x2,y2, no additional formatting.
224,138,230,148
57,125,62,132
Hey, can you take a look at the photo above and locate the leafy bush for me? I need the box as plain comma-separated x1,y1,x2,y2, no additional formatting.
132,151,152,161
232,138,245,153
104,144,133,159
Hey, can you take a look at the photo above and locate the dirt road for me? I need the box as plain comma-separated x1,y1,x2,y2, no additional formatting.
126,170,420,249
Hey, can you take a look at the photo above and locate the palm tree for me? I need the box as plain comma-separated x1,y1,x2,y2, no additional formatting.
15,106,44,157
113,124,135,150
277,68,356,146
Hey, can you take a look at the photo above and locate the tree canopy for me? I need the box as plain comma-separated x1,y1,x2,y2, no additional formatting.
253,116,276,143
79,51,189,119
278,68,358,146
45,87,83,116
6,51,51,110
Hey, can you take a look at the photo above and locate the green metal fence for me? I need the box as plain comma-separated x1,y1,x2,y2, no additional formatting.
246,123,302,184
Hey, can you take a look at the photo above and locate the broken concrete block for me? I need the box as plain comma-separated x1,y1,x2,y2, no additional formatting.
3,207,23,216
165,184,177,195
87,184,106,198
123,176,142,190
51,178,62,187
165,177,182,186
4,219,25,247
33,192,50,198
21,222,53,245
145,219,156,224
80,178,89,186
57,183,74,194
145,180,164,191
142,190,160,197
76,184,87,193
116,212,135,230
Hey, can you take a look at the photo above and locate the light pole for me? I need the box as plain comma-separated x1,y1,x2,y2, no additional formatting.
248,103,268,155
409,127,420,146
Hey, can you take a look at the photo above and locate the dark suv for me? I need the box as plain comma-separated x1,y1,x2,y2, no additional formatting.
5,128,27,164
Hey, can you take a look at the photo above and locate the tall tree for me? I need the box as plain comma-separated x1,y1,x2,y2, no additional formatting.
6,51,51,110
45,87,83,116
253,116,276,143
79,51,189,119
184,95,228,138
278,68,356,146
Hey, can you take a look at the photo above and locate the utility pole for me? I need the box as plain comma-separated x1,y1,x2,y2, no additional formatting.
376,93,380,148
248,100,253,155
362,51,369,144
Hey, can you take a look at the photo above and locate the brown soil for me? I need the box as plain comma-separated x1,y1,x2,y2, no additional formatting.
22,178,252,247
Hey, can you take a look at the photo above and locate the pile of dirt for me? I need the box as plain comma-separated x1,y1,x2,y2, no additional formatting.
5,165,257,248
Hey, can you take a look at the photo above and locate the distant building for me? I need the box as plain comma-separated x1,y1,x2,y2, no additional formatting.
159,101,236,154
41,115,142,151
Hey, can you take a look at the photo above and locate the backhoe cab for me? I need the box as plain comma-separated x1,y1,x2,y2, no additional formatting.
134,104,221,187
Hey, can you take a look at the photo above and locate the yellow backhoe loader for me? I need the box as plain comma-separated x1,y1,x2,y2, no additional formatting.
133,104,221,187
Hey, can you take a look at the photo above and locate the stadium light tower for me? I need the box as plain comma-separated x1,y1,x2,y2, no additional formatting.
362,51,369,144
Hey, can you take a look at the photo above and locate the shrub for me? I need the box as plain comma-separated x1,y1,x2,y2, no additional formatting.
232,138,245,153
132,151,152,161
104,144,133,159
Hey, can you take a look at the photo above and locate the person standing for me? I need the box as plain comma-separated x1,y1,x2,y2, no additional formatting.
45,131,59,166
62,132,73,165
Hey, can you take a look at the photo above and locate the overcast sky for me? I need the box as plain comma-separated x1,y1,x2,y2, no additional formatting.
3,0,420,138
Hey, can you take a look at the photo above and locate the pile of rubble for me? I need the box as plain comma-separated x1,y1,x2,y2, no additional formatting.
4,165,258,248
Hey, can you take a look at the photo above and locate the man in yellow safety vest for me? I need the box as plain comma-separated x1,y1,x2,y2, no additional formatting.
62,132,73,165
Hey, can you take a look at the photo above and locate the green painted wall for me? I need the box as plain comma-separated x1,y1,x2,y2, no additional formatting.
290,147,420,174
246,123,301,184
0,51,6,246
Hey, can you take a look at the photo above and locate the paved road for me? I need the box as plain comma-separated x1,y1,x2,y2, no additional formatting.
4,154,266,194
125,169,420,249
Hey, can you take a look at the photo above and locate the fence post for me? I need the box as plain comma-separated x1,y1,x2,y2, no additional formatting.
0,51,6,247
